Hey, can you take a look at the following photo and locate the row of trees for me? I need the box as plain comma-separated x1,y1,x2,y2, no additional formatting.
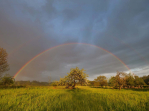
53,70,148,90
108,72,146,90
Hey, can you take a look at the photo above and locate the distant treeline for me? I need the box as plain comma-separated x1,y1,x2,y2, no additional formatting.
0,73,149,89
14,81,50,86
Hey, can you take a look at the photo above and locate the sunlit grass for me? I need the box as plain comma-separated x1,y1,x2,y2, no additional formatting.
0,86,149,111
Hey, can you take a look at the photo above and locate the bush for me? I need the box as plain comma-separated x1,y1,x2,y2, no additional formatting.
51,82,57,87
1,74,14,86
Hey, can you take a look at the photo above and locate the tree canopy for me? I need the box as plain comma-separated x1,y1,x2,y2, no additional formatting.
141,75,149,85
0,47,9,77
57,67,88,89
134,76,146,86
94,75,108,87
66,67,88,88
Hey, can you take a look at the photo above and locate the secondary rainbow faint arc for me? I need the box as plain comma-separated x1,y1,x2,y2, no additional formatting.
13,43,131,78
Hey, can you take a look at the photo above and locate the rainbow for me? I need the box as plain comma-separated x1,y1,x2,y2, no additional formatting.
13,43,131,78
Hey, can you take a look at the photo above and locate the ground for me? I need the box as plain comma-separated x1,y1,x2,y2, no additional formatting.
0,86,149,111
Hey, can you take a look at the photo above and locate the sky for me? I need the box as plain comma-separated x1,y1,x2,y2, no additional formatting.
0,0,149,82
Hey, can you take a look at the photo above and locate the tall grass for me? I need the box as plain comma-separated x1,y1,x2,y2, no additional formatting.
0,86,148,111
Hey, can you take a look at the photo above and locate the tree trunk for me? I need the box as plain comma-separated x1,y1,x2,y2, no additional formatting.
73,80,75,89
119,86,121,90
79,79,82,86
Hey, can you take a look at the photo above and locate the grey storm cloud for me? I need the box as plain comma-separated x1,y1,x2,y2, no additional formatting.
0,0,149,81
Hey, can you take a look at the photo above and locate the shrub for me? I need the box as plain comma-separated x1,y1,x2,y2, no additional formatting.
51,82,57,88
1,74,14,86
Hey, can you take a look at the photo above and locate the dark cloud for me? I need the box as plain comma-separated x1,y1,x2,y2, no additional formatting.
0,0,149,81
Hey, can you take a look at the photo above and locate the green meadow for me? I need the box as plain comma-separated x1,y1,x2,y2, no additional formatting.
0,86,149,111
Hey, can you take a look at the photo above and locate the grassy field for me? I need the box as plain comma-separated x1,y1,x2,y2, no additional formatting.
0,86,149,111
